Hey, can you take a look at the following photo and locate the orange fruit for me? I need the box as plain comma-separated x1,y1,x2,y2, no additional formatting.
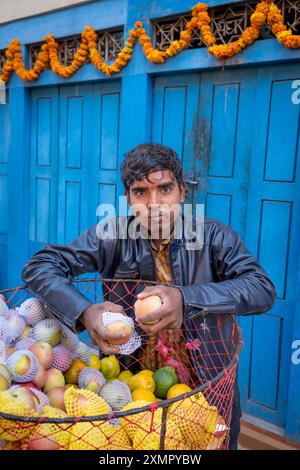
167,384,192,399
64,359,87,385
132,389,157,403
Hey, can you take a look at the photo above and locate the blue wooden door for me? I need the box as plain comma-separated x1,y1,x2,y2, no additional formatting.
151,66,300,429
29,81,121,309
0,100,10,289
239,64,300,428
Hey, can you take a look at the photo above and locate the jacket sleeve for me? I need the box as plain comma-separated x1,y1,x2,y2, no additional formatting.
22,222,119,333
178,221,277,321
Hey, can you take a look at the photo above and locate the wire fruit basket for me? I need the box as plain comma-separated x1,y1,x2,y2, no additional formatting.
0,278,243,451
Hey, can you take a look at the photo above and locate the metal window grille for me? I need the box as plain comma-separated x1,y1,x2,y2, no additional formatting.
0,50,6,76
28,28,124,69
152,0,300,48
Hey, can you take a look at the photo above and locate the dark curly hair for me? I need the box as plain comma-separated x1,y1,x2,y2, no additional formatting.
121,143,183,191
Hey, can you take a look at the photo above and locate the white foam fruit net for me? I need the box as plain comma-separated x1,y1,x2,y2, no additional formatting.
7,350,39,383
60,325,79,353
102,311,141,355
0,341,6,362
14,337,35,350
0,362,11,386
6,310,26,343
32,319,61,344
0,318,9,344
0,297,9,319
72,342,95,364
51,345,73,372
78,367,106,391
28,387,50,413
99,379,132,411
18,298,48,325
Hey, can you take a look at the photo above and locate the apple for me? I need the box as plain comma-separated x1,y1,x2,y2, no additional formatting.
43,369,65,394
29,342,54,369
7,350,39,383
0,374,9,391
47,387,66,412
134,295,162,324
33,364,46,389
49,330,62,348
27,436,60,450
105,320,133,346
28,392,40,410
26,407,68,450
3,387,37,411
20,382,38,390
51,345,72,372
85,380,101,394
0,364,12,391
14,353,32,376
32,320,62,347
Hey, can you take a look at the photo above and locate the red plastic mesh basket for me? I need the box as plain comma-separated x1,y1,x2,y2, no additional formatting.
0,278,243,451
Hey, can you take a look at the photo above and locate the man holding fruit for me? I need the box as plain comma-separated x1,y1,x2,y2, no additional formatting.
22,143,276,449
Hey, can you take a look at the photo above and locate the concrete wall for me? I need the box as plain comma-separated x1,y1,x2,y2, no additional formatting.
0,0,94,24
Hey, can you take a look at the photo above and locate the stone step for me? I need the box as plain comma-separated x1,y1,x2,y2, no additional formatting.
239,421,300,450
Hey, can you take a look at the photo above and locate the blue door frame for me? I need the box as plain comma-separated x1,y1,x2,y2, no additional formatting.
1,0,300,443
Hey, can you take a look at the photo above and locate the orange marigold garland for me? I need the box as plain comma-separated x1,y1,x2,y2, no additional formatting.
192,3,216,47
267,2,300,48
208,1,267,58
0,1,299,84
83,25,136,75
46,32,88,78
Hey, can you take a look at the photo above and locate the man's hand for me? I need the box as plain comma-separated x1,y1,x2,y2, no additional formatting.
79,302,126,355
135,285,184,334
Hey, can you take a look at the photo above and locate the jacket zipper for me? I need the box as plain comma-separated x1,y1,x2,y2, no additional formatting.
187,301,236,318
187,301,236,309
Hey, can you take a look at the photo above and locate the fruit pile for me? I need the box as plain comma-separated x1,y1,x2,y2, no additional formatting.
0,295,228,450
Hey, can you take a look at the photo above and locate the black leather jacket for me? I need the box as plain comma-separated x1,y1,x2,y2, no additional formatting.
22,214,276,376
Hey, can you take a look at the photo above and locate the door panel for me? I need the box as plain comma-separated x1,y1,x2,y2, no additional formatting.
57,85,93,244
29,88,59,256
0,100,9,288
195,69,258,237
151,74,200,204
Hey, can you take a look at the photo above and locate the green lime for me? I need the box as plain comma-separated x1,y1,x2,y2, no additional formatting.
153,366,178,399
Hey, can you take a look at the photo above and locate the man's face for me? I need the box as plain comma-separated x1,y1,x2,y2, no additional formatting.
125,170,185,239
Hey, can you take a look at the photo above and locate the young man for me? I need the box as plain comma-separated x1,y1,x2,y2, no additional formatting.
22,143,276,449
